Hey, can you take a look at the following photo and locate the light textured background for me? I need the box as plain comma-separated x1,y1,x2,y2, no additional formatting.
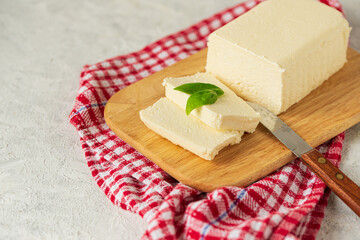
0,0,359,239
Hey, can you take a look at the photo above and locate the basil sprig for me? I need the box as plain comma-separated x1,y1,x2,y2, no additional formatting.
174,83,224,115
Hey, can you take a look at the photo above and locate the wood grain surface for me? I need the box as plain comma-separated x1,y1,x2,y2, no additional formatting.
104,48,360,192
301,149,360,216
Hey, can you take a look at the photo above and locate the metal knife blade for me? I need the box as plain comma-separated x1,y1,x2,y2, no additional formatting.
246,101,312,157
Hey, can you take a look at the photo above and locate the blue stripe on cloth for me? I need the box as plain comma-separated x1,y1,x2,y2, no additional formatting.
200,189,247,239
69,102,107,120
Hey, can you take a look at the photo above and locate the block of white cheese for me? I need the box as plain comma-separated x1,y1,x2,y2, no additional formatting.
163,73,260,132
139,98,243,160
206,0,351,114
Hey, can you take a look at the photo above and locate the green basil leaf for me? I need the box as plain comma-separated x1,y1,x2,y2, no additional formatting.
186,89,218,115
174,83,224,96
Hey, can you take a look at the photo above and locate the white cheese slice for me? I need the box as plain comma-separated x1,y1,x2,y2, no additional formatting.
139,98,243,160
206,0,351,114
163,73,260,132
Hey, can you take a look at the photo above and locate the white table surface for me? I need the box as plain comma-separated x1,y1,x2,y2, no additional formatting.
1,0,359,239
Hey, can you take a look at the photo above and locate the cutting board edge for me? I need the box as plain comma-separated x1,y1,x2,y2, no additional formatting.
104,109,218,191
105,99,299,192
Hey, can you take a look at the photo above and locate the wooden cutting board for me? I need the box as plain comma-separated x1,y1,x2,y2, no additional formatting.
104,48,360,192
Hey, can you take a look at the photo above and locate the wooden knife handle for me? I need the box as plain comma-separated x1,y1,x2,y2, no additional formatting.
301,149,360,217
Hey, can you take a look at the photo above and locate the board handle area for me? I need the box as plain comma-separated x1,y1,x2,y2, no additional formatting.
301,149,360,217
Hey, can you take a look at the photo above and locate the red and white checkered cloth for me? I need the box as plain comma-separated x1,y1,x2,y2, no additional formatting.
69,0,345,239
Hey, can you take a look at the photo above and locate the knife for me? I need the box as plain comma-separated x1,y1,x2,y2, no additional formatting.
246,101,360,217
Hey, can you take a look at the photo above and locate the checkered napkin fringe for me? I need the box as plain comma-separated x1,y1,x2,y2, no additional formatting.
69,0,345,239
